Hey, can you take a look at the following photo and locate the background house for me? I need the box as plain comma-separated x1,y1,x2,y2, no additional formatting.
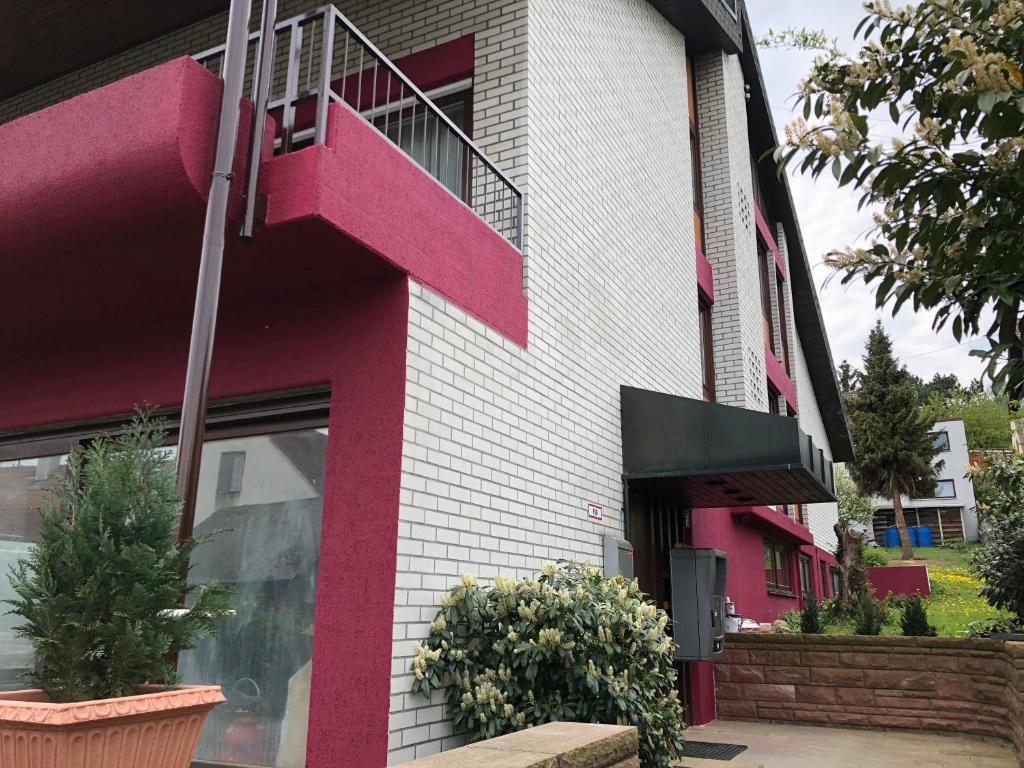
869,419,979,544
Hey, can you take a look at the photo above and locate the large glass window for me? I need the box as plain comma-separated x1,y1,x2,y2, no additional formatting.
0,455,67,691
180,429,327,768
931,479,956,499
799,554,813,606
931,431,951,451
0,394,328,768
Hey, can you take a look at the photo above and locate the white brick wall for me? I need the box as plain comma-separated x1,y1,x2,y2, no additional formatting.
389,0,700,760
694,51,766,412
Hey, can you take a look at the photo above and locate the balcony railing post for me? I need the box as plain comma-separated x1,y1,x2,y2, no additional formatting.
241,0,278,238
515,195,524,251
314,10,336,145
282,20,303,153
176,0,253,538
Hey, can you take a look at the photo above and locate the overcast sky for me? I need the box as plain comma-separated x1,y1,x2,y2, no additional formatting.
745,1,989,385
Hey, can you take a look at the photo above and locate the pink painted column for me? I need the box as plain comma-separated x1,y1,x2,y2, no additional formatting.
689,662,717,725
305,278,411,768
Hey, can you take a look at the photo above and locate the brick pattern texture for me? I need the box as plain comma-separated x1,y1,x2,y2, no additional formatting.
391,0,700,760
694,50,765,413
716,633,1024,760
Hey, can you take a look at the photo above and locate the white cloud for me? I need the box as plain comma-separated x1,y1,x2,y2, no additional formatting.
746,1,989,384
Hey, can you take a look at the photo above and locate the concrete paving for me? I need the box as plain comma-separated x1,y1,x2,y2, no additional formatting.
681,719,1019,768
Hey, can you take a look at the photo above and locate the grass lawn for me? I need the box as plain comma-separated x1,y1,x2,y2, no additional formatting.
823,544,1010,637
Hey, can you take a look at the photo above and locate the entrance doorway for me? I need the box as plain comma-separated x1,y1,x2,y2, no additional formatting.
626,485,692,721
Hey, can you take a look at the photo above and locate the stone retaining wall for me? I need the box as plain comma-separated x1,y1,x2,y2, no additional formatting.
717,633,1024,762
400,722,638,768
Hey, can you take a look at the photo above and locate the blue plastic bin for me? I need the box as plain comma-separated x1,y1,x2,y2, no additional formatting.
885,525,919,548
916,526,933,548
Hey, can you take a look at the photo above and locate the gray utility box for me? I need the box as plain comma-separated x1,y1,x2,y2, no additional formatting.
603,533,635,581
670,547,727,662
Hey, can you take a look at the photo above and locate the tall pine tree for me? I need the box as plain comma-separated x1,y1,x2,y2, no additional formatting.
848,322,940,560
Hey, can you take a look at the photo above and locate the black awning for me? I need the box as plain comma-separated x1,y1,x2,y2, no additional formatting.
621,387,835,507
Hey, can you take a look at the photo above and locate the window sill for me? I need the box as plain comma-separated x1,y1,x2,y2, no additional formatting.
767,588,797,598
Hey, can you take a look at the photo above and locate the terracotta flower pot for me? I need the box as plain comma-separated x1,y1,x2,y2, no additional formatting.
0,684,224,768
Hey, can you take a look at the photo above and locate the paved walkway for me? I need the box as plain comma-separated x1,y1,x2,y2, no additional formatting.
681,720,1018,768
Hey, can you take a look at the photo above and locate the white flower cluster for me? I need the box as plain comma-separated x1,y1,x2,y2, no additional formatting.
412,643,441,681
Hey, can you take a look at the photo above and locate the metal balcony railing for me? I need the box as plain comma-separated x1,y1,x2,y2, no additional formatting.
194,5,523,249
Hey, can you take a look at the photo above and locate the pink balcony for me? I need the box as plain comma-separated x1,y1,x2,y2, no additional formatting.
0,6,527,359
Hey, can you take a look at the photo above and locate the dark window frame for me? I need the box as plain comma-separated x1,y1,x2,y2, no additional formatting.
767,381,781,416
758,239,776,354
799,553,814,605
930,431,951,452
775,272,790,376
686,56,705,254
764,540,794,595
0,388,331,464
699,297,715,402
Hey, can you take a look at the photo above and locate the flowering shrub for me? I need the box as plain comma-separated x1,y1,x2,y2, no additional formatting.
410,561,685,768
971,454,1024,625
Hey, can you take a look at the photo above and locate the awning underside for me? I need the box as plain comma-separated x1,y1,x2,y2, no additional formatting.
621,387,835,508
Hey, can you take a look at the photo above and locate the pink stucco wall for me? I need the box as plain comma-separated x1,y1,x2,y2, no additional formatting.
261,101,528,346
688,507,836,725
691,508,802,624
0,278,411,768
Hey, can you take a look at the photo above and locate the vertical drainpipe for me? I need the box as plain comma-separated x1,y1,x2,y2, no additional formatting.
175,0,252,537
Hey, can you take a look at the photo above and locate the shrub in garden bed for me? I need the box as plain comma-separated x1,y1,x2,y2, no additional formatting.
411,561,685,768
900,594,937,637
800,601,823,634
969,454,1024,634
853,590,888,636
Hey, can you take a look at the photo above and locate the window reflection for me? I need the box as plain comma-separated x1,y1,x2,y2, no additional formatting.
179,429,327,768
0,455,67,690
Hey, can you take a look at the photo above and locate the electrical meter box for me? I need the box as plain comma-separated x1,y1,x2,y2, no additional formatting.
603,533,635,580
670,547,727,661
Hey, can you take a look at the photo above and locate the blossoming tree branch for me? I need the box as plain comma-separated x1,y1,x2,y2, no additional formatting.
776,0,1024,397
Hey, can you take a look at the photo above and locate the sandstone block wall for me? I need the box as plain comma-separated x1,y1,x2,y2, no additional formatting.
399,722,638,768
716,633,1024,761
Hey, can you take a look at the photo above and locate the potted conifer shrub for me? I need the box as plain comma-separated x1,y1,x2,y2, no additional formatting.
1,413,233,768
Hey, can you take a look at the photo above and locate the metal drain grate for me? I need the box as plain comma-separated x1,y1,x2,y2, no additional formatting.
679,740,749,760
